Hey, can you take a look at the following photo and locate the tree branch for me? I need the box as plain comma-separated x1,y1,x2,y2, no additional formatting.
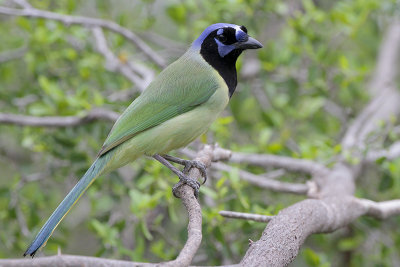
366,141,400,162
219,211,273,223
358,198,400,219
341,21,400,152
0,108,119,127
0,145,231,267
0,254,151,267
240,21,400,266
212,162,309,195
0,45,27,63
229,152,329,176
161,145,231,266
0,5,166,68
181,147,309,194
91,27,148,91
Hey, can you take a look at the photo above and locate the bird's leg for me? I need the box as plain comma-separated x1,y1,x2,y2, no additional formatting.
161,154,208,184
153,154,200,198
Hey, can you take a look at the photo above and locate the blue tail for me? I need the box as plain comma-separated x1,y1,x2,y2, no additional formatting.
24,155,110,257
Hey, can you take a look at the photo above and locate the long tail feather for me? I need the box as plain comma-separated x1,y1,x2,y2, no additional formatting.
24,155,110,257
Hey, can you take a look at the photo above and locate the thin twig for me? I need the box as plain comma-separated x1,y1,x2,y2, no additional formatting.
0,108,119,127
0,6,166,68
230,152,329,176
181,147,309,194
366,141,400,162
91,27,148,91
357,198,400,219
0,45,27,63
213,162,309,195
219,211,273,223
12,0,32,9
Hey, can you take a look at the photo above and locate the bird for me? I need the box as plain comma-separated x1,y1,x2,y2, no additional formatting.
24,23,262,257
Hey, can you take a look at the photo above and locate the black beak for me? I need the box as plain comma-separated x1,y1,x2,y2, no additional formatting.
235,36,263,50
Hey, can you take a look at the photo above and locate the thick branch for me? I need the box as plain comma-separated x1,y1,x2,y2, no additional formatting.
0,6,166,68
0,108,119,127
241,197,367,266
241,21,400,266
241,196,400,266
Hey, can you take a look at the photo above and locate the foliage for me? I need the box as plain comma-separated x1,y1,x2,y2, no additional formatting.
1,0,400,265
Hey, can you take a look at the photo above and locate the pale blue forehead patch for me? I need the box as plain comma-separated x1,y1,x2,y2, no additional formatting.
236,30,248,42
217,28,224,35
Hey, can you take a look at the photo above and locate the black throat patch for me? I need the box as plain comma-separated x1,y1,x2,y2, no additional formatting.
199,29,242,97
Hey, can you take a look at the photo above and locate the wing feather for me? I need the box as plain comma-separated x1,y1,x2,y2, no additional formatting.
98,52,220,156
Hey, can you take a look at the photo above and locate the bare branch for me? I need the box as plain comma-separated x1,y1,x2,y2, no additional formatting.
0,108,119,127
0,254,152,266
1,145,231,266
230,152,329,176
241,197,367,266
213,162,309,195
366,141,400,162
12,95,38,108
219,211,273,223
257,169,286,180
358,198,400,219
241,21,400,266
342,21,400,151
107,88,137,102
241,196,400,266
181,147,309,194
368,21,400,96
0,45,27,63
0,5,166,68
91,27,148,91
12,0,32,9
163,144,231,266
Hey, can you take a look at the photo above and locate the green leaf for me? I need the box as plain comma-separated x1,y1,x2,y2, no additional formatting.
378,171,394,192
303,248,321,266
166,4,186,24
338,236,361,251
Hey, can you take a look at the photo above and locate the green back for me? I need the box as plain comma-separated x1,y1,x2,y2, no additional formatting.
98,51,220,156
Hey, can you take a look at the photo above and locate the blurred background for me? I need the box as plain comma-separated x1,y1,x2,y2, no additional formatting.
1,0,400,266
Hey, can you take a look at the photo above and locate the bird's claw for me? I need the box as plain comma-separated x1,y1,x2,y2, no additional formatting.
172,175,201,198
182,160,208,185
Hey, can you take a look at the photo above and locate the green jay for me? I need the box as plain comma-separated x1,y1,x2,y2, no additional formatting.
24,23,262,257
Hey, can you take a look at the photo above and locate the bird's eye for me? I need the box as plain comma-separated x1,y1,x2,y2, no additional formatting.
217,34,227,43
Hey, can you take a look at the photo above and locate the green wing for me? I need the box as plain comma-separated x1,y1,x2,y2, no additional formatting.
98,52,220,156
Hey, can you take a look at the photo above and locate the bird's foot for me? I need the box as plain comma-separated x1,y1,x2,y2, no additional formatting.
172,174,201,198
162,155,208,184
152,154,203,198
182,160,208,184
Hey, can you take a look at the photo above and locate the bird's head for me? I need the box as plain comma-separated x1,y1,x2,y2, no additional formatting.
191,23,262,97
192,23,263,61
